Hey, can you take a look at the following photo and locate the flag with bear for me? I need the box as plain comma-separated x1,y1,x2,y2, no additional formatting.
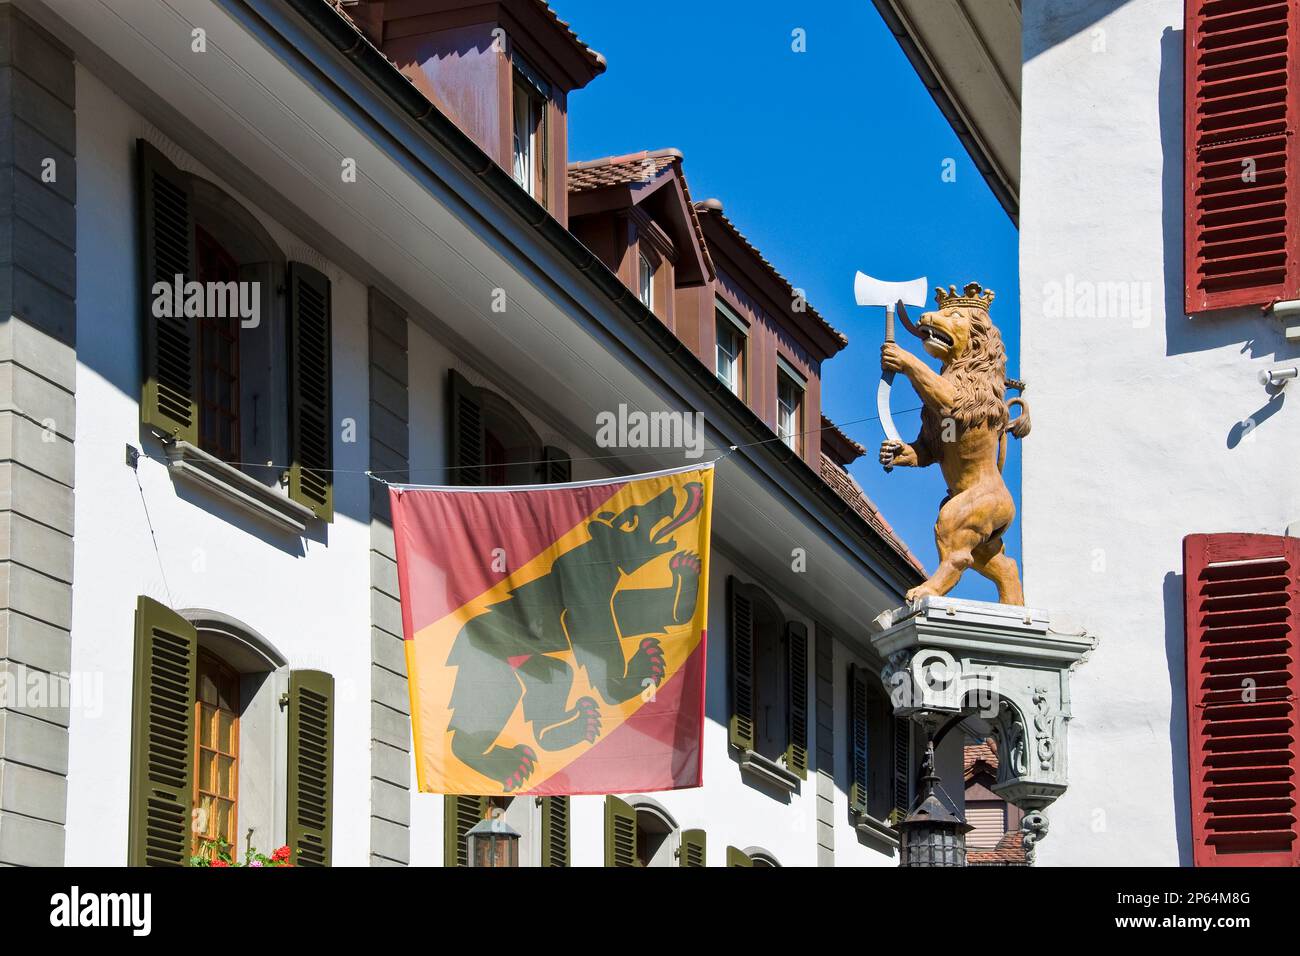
391,463,713,795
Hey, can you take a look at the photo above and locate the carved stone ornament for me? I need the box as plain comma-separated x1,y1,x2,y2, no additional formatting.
870,595,1096,858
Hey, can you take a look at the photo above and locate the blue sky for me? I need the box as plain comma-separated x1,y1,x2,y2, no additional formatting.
561,0,1021,600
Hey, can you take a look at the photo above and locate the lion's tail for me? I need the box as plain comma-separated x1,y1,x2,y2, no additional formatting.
1007,397,1031,439
997,397,1031,472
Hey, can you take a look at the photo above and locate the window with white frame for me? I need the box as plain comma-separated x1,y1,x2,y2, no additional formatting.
777,366,804,454
715,306,745,398
511,64,548,205
638,252,654,311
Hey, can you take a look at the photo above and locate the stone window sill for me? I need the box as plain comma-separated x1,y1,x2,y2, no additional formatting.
738,749,801,793
165,440,315,534
853,811,900,848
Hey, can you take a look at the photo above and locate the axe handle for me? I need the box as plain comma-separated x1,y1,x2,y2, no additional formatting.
885,303,895,343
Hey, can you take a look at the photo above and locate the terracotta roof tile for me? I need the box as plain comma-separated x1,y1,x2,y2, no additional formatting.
529,0,606,75
568,149,714,280
968,830,1028,866
820,453,925,575
695,200,848,353
964,739,999,776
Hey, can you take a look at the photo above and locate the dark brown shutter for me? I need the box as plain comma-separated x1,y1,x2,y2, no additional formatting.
541,445,572,483
286,669,334,866
1184,532,1299,867
891,716,912,824
448,370,485,486
728,577,756,752
849,665,869,816
726,846,753,867
540,796,570,866
1184,0,1300,313
137,140,198,444
287,263,333,520
128,596,198,866
604,795,637,867
679,828,706,867
444,795,488,866
784,621,809,779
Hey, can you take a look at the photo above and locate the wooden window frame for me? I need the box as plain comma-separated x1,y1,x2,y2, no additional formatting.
192,649,240,860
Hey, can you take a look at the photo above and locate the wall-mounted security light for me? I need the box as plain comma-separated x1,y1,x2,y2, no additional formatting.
1258,366,1298,389
1268,299,1300,343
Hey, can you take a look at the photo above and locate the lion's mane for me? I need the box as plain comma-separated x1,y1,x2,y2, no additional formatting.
922,306,1009,435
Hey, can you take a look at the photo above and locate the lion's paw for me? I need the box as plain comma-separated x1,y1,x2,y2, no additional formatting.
501,744,538,793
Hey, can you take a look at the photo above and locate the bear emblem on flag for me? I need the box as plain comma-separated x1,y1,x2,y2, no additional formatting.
392,465,713,796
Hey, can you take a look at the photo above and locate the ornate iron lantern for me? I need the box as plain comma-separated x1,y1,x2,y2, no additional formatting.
466,811,521,867
899,737,973,867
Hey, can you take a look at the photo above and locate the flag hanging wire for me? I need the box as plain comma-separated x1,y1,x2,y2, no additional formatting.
183,405,922,486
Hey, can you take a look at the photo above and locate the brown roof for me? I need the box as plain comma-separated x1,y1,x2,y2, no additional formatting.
695,199,848,355
568,149,714,282
529,0,606,76
820,453,924,575
964,739,999,777
568,149,681,192
821,415,866,468
968,830,1028,866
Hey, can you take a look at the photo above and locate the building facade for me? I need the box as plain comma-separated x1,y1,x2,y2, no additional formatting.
877,0,1300,866
0,0,958,867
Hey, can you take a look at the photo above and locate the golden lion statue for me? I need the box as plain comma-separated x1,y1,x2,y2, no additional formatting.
880,282,1030,605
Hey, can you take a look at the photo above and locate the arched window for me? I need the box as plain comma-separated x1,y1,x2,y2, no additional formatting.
743,845,781,867
631,799,679,868
447,370,571,486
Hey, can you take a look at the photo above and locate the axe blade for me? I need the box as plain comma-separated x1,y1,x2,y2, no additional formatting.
854,271,929,309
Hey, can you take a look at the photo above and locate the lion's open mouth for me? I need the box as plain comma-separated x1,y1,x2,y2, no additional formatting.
921,326,954,349
651,481,704,544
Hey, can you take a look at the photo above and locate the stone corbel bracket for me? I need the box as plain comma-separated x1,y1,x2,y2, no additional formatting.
871,596,1096,852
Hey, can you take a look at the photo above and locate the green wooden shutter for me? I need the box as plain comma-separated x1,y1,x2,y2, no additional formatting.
444,795,488,866
784,621,809,779
540,796,570,867
726,846,753,867
137,140,198,445
849,665,869,816
728,577,756,752
541,445,572,483
128,596,198,867
287,263,334,520
604,795,637,867
448,370,485,486
286,669,334,866
679,828,706,867
890,716,912,825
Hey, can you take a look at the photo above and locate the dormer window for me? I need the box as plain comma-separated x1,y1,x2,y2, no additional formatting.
638,252,655,310
777,360,805,455
715,300,747,399
512,62,549,206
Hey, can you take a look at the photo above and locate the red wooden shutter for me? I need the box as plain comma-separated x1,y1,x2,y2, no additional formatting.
1184,533,1298,866
1184,0,1300,313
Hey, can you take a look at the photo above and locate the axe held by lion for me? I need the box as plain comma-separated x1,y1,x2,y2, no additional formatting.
856,275,1031,606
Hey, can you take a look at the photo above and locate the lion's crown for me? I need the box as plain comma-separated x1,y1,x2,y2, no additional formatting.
935,281,995,311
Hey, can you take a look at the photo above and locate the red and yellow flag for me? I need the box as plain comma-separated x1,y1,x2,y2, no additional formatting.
391,464,713,796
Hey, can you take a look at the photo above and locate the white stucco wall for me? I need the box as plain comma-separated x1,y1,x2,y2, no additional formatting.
66,67,374,865
401,322,907,866
1021,0,1300,865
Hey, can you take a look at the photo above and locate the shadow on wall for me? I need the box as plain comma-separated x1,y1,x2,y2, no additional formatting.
1162,569,1192,866
1023,0,1132,63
